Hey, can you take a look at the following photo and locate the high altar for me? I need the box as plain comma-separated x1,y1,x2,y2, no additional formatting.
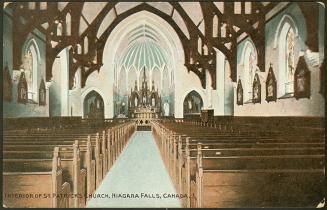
128,70,161,125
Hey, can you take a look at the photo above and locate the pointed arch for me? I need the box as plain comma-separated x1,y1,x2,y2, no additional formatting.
241,39,258,101
81,87,106,118
83,90,104,119
276,14,300,97
57,22,63,36
21,38,41,102
212,15,218,38
183,90,204,117
66,13,71,36
22,38,41,63
84,36,89,54
273,14,299,49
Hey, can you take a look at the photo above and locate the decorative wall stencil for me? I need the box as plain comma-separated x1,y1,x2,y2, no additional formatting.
294,56,311,99
252,73,261,104
17,71,28,104
237,79,243,105
3,65,12,102
39,78,46,106
266,64,277,102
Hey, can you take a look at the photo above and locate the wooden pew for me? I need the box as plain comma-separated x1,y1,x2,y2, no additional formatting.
3,142,87,208
151,120,325,208
194,144,325,208
3,147,70,208
3,121,137,208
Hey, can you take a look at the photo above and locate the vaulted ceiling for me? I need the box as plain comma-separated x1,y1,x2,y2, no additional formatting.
6,2,319,90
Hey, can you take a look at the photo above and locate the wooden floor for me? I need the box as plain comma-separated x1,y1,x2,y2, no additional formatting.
87,131,181,208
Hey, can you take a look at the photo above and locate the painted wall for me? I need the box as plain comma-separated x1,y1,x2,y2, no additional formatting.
3,8,49,118
234,3,324,117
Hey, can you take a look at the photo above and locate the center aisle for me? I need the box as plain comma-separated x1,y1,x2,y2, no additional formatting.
87,131,181,208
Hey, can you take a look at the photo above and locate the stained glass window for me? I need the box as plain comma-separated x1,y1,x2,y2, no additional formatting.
286,27,295,93
248,51,255,100
24,50,33,92
249,52,254,87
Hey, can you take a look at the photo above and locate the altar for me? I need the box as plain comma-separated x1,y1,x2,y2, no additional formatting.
128,70,161,126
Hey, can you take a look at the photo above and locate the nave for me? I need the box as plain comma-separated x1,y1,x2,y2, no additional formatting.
87,131,181,208
2,1,325,208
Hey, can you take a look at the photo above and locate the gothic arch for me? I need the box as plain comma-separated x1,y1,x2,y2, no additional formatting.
240,40,258,101
181,88,206,111
21,38,41,102
83,90,104,119
276,14,301,97
273,14,299,49
240,39,258,65
183,90,204,117
81,87,106,118
22,38,41,64
100,11,185,118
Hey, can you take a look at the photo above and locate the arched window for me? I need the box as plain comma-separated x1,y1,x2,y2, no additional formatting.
245,2,252,14
76,44,82,54
286,28,295,94
241,41,257,102
65,13,71,36
198,37,202,54
234,2,242,14
57,22,63,36
28,2,36,10
276,14,299,97
221,23,227,38
22,40,39,102
40,2,47,10
84,36,89,54
212,15,218,38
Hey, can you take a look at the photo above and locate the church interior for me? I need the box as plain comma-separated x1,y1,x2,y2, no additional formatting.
2,2,325,208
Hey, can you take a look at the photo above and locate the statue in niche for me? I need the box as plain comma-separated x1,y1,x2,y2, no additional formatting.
3,65,12,102
236,79,243,105
96,98,101,109
151,96,155,107
163,100,170,116
17,71,28,104
188,98,193,113
39,78,46,106
142,95,146,105
296,71,305,92
89,102,95,118
294,56,311,99
265,64,277,102
120,102,126,115
267,81,274,97
252,73,261,104
183,91,203,115
134,96,138,107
